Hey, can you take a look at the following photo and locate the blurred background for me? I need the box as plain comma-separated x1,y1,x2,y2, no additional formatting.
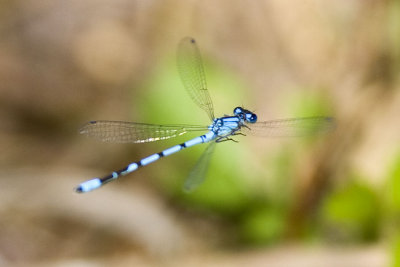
0,0,399,266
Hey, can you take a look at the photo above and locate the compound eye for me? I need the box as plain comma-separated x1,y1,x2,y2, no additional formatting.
246,113,257,123
233,107,243,115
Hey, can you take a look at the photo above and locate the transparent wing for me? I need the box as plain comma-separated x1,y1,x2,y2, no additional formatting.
242,117,335,137
80,120,208,143
177,37,214,120
183,142,216,192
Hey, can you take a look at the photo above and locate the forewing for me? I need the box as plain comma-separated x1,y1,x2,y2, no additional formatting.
80,120,208,143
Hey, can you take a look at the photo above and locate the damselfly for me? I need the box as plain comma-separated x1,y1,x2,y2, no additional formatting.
75,37,334,193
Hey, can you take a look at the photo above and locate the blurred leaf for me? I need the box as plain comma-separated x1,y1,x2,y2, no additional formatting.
288,89,334,117
392,234,400,267
385,153,400,212
383,152,400,245
135,55,253,214
319,179,380,243
240,207,286,246
284,90,335,146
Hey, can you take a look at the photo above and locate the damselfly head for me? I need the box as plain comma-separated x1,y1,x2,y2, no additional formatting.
234,107,257,123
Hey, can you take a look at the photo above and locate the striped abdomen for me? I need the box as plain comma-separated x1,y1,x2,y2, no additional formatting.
75,132,215,193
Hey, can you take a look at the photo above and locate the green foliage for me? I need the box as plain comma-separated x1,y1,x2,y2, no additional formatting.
385,153,400,213
136,55,251,214
385,153,400,267
136,56,248,125
319,179,380,243
240,207,286,245
287,90,334,118
264,148,297,207
134,54,342,247
392,234,400,267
